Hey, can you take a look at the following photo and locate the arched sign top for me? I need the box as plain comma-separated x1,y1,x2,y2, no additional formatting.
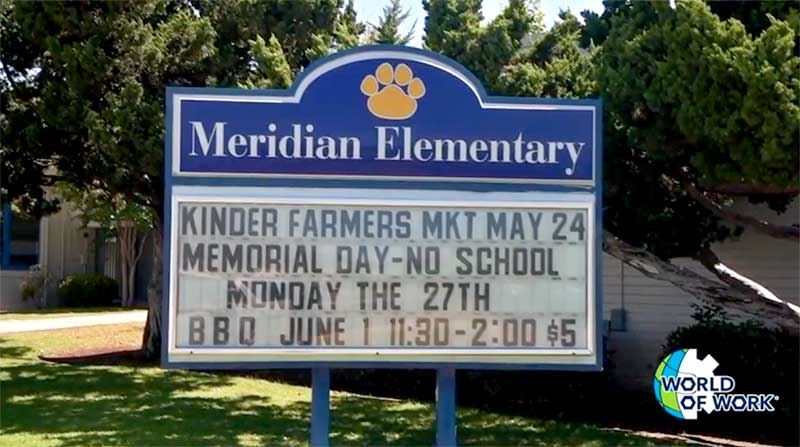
294,46,488,105
167,45,600,186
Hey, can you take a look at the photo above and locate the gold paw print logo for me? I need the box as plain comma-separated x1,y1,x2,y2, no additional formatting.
360,63,426,120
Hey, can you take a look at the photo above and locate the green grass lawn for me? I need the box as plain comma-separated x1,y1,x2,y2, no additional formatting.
0,324,684,446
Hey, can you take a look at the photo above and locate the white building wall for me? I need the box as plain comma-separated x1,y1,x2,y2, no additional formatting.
0,270,33,311
603,254,696,389
42,201,95,305
712,199,799,304
604,198,799,390
0,202,94,311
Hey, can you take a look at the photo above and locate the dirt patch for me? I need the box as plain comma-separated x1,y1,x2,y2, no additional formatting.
41,348,154,366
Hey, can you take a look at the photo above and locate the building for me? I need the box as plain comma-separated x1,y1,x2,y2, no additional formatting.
602,198,799,390
1,196,797,394
0,200,152,310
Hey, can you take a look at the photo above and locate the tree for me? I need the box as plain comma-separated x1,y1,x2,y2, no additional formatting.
595,0,799,327
337,0,367,49
57,183,155,307
424,0,542,91
3,0,218,355
369,0,415,45
600,1,798,200
425,0,800,330
1,0,364,357
495,11,597,98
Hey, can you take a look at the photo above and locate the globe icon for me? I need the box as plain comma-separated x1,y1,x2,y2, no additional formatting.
653,349,687,419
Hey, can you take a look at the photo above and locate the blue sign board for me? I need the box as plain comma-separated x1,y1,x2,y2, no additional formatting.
163,46,602,373
169,49,597,185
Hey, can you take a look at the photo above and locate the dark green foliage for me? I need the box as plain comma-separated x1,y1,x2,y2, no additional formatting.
663,303,799,445
424,0,539,91
57,273,120,307
601,123,739,257
336,0,366,49
596,0,798,258
1,0,218,219
495,11,597,98
599,0,799,190
578,0,633,48
1,0,364,354
708,0,799,36
196,0,356,87
423,0,483,58
1,0,363,217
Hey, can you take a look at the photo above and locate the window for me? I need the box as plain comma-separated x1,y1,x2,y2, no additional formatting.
1,204,40,270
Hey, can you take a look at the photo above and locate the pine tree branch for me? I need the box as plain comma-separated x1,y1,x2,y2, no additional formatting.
603,231,799,334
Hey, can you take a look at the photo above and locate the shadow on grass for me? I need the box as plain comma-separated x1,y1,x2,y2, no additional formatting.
329,395,665,446
1,340,308,446
0,340,671,446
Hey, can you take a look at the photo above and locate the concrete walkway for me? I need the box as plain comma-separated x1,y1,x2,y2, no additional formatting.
0,310,147,334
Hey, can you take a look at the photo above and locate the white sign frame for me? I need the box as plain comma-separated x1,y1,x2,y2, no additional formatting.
165,186,597,367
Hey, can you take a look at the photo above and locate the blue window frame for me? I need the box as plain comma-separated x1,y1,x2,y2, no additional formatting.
1,204,40,270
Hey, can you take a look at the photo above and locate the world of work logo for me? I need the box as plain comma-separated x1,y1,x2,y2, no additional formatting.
653,349,778,420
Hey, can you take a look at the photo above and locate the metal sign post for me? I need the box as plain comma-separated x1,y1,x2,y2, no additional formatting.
162,45,602,446
310,368,331,447
436,367,457,446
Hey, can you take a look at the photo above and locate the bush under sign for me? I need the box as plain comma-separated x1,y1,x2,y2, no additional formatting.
163,46,602,370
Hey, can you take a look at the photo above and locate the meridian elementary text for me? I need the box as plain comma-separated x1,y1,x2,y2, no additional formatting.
189,122,588,176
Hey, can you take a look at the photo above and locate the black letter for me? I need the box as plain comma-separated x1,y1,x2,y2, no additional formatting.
239,317,255,345
213,317,230,345
189,317,204,345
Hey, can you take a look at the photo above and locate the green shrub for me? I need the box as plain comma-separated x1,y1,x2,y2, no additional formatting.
57,272,119,307
663,303,799,445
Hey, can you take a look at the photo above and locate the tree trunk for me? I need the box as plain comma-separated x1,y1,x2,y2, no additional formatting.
118,225,141,307
117,228,128,307
130,232,148,307
118,227,130,306
127,263,137,307
603,231,799,334
142,224,163,359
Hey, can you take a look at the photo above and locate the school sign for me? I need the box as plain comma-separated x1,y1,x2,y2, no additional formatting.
163,46,602,370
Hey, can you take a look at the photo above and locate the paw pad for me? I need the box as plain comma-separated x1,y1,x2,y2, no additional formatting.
361,63,425,120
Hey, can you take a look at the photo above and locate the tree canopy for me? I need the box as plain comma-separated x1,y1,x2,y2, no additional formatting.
1,0,365,353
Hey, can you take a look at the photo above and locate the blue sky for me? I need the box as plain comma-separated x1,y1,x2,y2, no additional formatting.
353,0,605,47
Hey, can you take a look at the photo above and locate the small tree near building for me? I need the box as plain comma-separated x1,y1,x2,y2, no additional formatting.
58,183,154,307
